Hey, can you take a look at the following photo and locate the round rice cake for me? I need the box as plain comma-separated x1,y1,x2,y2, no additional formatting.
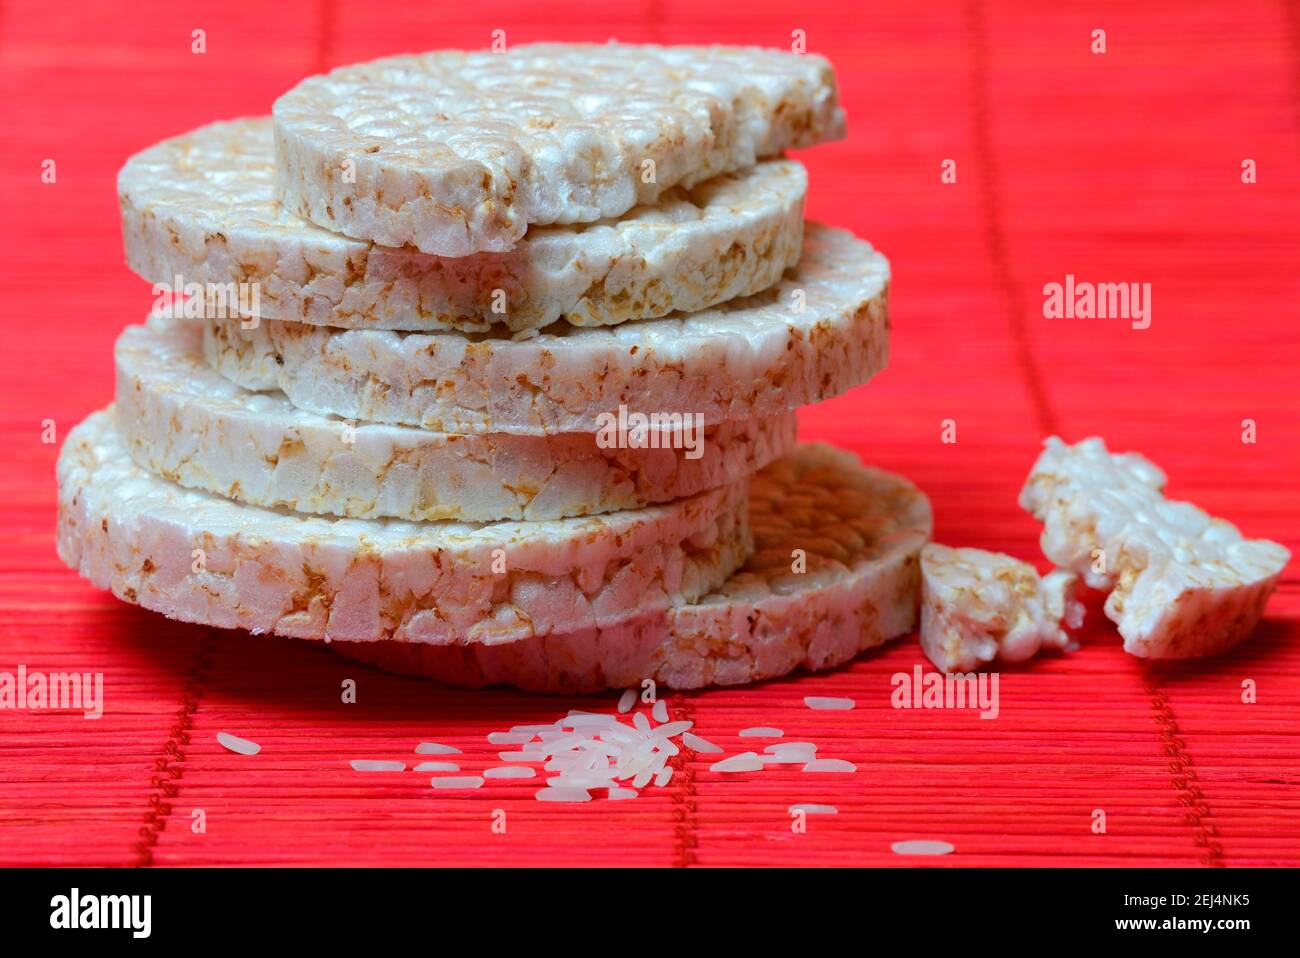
333,445,932,692
120,118,806,333
273,43,844,255
56,410,752,646
203,223,890,435
116,315,797,522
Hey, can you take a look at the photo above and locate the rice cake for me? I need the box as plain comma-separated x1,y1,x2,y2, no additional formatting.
919,543,1083,672
120,118,806,333
56,410,751,646
116,315,797,522
1020,436,1291,659
273,43,844,254
203,223,890,435
332,445,932,692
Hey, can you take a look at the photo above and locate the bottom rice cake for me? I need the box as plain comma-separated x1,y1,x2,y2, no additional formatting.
56,410,751,646
332,444,933,692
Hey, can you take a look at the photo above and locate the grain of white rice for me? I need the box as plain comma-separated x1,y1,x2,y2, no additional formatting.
484,766,537,779
632,712,652,734
710,753,764,773
498,750,547,761
350,759,405,772
761,754,812,765
607,787,638,800
891,840,955,856
413,761,460,772
764,744,818,763
217,732,260,755
487,731,537,745
682,732,723,753
655,720,693,737
739,727,784,738
415,742,461,755
550,774,617,789
654,767,673,787
535,787,591,803
804,696,855,710
509,724,556,735
802,759,856,773
617,689,637,713
651,700,669,723
789,804,838,814
430,776,485,789
631,769,654,789
562,715,618,729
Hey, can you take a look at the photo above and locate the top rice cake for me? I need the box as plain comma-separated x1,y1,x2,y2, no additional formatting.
273,43,845,255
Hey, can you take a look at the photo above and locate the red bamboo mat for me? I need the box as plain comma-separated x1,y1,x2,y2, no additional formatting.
0,0,1297,867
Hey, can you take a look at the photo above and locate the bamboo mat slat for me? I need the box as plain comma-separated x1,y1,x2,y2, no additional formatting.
0,0,1296,867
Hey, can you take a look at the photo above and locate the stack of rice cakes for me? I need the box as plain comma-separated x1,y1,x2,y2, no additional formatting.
58,44,932,692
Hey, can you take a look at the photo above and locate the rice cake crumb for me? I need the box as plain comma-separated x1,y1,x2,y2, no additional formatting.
920,543,1083,673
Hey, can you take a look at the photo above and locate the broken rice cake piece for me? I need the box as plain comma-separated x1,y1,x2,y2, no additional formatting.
1020,436,1290,659
920,543,1083,672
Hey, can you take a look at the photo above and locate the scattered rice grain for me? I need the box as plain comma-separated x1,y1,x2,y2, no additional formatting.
803,759,857,773
682,732,723,753
350,759,405,772
413,761,459,772
804,696,855,710
655,720,693,737
217,732,260,755
891,840,955,856
484,766,536,779
487,731,536,745
710,753,764,773
430,776,485,789
535,787,591,803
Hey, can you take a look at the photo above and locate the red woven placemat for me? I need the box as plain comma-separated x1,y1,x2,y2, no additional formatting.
0,0,1296,866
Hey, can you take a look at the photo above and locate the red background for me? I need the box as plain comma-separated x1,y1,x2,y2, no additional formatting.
0,0,1297,866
